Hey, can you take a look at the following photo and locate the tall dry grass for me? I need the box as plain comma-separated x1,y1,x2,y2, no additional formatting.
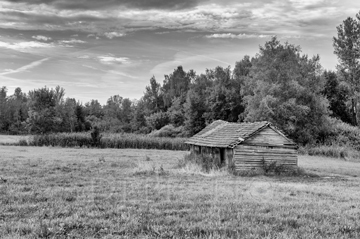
27,132,189,150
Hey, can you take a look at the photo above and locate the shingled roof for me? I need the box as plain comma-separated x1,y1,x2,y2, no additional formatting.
185,120,293,148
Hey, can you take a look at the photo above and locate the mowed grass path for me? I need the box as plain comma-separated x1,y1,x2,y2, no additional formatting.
0,146,360,238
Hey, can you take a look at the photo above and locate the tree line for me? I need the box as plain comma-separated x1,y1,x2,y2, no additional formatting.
1,12,360,145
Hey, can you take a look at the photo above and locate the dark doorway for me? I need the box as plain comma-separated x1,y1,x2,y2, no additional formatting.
220,148,225,165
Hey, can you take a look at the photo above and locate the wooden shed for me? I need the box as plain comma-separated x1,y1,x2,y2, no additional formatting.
185,120,298,171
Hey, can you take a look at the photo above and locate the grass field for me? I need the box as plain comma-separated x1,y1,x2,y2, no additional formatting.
0,146,360,238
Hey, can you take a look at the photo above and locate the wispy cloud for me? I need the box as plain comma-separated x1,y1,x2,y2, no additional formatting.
98,55,130,65
32,35,52,41
1,0,204,10
87,34,100,39
1,0,358,38
59,39,86,44
0,41,54,50
205,33,272,39
58,38,87,47
0,58,50,75
104,32,126,39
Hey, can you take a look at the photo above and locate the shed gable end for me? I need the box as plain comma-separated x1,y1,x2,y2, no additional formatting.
244,126,292,146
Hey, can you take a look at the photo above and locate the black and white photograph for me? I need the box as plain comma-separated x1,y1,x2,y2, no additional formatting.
0,0,360,238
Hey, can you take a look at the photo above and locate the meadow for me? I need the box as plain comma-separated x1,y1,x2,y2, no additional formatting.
0,144,360,238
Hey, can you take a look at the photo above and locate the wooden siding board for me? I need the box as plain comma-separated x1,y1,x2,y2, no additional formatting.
233,143,298,171
226,148,233,165
244,127,293,145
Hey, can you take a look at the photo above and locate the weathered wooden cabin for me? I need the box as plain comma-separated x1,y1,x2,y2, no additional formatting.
185,120,298,171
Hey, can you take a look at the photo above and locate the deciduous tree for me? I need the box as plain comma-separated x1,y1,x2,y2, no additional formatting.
333,11,360,125
244,37,330,144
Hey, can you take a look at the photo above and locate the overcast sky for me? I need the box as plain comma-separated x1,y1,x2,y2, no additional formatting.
1,0,360,103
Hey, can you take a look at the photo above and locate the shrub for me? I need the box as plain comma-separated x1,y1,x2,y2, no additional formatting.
90,126,102,147
145,112,170,130
324,119,360,150
263,160,277,174
149,124,185,138
18,139,28,146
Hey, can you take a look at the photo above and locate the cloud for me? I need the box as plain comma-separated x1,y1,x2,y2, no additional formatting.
79,54,131,64
98,55,130,65
32,35,52,41
87,34,101,39
205,33,272,39
0,58,50,75
1,0,357,40
57,38,87,47
104,32,126,39
59,39,87,44
0,41,54,50
2,0,205,10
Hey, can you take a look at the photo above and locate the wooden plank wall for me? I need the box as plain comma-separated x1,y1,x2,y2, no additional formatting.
234,145,297,171
190,146,222,165
245,127,292,146
226,148,233,165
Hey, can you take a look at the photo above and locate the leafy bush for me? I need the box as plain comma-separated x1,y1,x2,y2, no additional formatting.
18,139,28,146
327,120,360,150
149,124,187,138
263,160,278,174
90,126,102,147
295,119,360,159
145,112,170,130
